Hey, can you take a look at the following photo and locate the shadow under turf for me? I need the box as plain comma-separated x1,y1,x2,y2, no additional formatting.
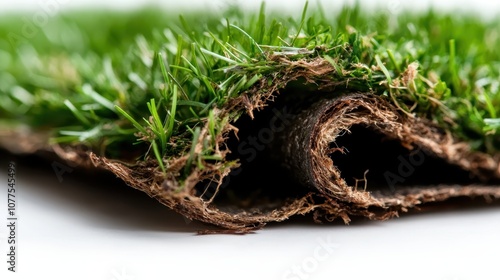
0,150,216,233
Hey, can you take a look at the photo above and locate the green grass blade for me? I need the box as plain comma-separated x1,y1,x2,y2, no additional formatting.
114,105,148,135
64,100,91,126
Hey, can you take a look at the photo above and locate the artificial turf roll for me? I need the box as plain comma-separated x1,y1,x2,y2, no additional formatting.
275,93,500,218
1,5,499,231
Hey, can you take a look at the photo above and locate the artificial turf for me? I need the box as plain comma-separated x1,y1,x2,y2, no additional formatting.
1,3,499,229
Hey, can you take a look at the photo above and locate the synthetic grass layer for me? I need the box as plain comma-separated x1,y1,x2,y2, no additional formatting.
0,4,499,230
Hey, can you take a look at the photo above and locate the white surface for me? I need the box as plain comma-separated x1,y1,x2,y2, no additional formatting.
0,0,500,17
1,1,500,280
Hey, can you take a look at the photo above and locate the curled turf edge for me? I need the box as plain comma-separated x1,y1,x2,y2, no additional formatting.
3,57,499,231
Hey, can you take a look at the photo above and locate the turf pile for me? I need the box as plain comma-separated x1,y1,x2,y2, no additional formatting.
0,3,499,230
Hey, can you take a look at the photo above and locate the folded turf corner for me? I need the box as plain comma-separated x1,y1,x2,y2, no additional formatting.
1,77,499,231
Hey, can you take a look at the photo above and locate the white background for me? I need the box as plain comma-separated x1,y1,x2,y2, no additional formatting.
1,1,500,280
0,0,500,15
